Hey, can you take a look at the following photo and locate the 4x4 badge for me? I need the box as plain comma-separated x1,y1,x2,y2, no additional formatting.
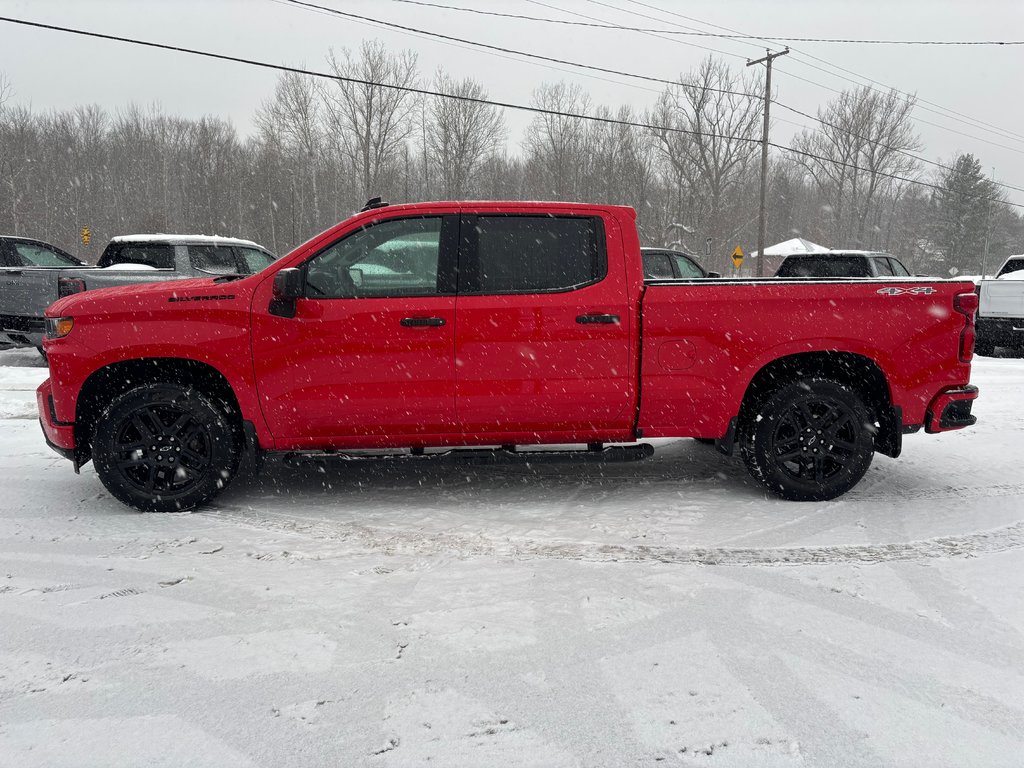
877,286,936,296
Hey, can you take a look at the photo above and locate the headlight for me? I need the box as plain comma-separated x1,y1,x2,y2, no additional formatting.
45,317,74,338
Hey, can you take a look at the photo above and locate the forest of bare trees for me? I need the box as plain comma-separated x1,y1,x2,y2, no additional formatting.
0,47,1020,275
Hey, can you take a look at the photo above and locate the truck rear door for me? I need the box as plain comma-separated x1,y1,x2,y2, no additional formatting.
453,211,634,437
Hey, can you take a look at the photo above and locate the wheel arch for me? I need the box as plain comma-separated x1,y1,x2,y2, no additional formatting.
75,358,245,460
737,351,902,458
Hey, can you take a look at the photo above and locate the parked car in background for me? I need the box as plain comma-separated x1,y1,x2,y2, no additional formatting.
775,251,912,278
641,247,720,280
1,236,85,268
1,236,87,350
975,255,1024,356
0,234,275,355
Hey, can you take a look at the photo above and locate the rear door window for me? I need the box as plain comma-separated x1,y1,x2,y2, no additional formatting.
643,253,674,279
469,215,604,294
190,245,239,275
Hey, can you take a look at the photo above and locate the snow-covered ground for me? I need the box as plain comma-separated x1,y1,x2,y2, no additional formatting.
1,347,1023,767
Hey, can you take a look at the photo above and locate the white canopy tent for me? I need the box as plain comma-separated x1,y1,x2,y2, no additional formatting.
750,237,829,259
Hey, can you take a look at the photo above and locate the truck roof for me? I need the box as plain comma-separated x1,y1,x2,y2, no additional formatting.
780,250,894,258
108,234,265,248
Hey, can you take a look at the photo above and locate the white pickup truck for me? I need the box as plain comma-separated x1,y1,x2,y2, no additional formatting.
976,255,1024,356
1,234,275,355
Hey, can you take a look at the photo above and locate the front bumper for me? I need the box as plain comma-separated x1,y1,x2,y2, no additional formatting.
37,378,78,467
924,384,979,434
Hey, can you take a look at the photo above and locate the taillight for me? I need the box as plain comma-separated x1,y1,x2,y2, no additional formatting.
58,277,86,297
954,292,979,362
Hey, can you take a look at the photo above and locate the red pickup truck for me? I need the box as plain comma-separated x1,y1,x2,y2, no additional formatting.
37,201,979,512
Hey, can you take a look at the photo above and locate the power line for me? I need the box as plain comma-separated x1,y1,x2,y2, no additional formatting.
0,13,1020,212
282,0,1024,195
384,0,1024,44
274,0,760,97
616,0,1024,147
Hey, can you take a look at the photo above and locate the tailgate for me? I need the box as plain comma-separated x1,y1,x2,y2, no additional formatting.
979,279,1024,318
0,268,63,321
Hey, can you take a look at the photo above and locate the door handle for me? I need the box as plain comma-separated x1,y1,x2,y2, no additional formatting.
400,316,446,327
576,314,620,325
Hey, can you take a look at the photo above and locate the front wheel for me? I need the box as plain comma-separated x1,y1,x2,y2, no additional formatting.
93,383,239,512
741,378,875,502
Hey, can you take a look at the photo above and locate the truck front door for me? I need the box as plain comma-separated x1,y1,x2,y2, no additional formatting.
454,213,634,437
251,215,459,443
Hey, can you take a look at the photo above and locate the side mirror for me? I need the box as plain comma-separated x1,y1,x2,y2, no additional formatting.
270,268,303,318
706,271,722,278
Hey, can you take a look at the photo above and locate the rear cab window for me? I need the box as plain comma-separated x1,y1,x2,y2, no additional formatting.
97,243,175,269
777,256,872,278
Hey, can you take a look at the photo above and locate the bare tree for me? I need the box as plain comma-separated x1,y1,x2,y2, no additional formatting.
424,70,504,198
792,86,921,246
523,82,592,200
256,70,326,237
323,40,419,203
651,57,763,267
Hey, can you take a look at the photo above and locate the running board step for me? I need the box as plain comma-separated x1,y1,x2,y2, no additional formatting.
282,443,654,467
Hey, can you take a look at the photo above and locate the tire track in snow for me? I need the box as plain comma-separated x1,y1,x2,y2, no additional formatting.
203,507,1024,566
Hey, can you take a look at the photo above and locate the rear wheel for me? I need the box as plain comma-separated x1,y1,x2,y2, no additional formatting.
92,383,239,512
741,378,874,501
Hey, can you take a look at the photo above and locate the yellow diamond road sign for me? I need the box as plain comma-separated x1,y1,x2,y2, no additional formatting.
731,246,744,269
81,226,91,246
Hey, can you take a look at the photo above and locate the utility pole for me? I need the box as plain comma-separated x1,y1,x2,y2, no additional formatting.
747,47,789,276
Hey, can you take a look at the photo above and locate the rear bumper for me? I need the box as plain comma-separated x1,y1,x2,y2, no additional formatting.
1,314,45,349
36,378,77,457
924,384,979,434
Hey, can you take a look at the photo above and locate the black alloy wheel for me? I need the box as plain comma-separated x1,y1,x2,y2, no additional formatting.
93,383,239,512
741,378,875,501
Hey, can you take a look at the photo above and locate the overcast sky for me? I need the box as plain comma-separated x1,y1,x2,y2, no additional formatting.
2,0,1022,204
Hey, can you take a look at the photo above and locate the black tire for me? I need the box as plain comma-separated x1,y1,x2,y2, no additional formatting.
692,437,716,445
974,338,996,357
92,383,239,512
36,346,48,362
740,378,874,502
